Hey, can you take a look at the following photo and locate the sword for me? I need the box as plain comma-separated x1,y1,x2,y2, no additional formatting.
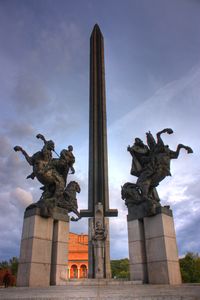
53,149,60,157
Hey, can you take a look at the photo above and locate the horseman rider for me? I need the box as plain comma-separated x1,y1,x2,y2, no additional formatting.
27,137,55,179
127,137,150,177
60,145,75,175
130,129,193,201
49,145,75,197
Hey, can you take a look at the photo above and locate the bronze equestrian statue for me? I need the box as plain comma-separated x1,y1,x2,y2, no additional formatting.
14,134,81,220
122,128,193,216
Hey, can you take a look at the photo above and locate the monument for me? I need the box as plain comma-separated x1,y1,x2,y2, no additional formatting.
122,128,193,284
13,24,193,289
14,134,81,286
80,24,118,278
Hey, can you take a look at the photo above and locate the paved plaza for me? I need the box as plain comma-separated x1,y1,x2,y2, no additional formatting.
0,281,200,300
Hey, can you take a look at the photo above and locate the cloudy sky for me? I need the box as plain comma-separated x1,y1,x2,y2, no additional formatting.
0,0,200,261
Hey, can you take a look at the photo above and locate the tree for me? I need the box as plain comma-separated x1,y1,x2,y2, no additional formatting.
180,252,200,283
111,258,130,279
0,257,18,286
9,257,18,277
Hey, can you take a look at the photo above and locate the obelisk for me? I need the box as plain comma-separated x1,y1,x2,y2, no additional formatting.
80,24,118,278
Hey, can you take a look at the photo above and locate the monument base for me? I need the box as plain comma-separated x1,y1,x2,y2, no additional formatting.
1,282,200,299
128,207,182,284
17,207,69,287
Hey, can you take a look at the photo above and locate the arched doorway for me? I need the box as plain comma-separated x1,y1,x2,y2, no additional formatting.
80,264,87,278
70,264,78,278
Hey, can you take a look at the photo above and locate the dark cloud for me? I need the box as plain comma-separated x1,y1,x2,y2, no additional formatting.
177,212,200,255
10,187,33,209
0,136,43,260
14,73,50,113
0,191,23,260
172,177,200,256
3,123,35,141
0,136,11,157
0,2,86,74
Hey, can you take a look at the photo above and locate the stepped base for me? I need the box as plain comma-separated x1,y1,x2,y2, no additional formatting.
1,283,200,299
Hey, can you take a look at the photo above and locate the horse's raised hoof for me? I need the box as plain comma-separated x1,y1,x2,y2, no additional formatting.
187,147,193,154
14,146,22,152
166,128,173,134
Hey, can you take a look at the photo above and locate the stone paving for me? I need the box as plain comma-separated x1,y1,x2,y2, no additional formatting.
0,281,200,300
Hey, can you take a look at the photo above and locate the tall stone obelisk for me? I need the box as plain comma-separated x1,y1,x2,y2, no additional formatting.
80,24,118,278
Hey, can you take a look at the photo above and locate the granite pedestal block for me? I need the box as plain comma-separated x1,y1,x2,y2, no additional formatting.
17,207,69,287
128,207,182,284
144,212,182,284
50,219,69,285
128,219,148,283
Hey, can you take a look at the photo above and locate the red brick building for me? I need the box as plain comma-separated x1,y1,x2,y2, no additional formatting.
68,232,88,279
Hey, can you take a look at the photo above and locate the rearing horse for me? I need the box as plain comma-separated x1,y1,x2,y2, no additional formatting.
13,136,71,199
136,128,193,199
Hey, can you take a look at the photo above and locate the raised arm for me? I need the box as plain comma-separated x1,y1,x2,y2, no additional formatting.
13,146,33,165
36,133,47,145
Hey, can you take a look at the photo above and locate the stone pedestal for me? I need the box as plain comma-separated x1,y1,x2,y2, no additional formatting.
128,219,148,283
50,219,69,285
144,212,182,284
127,207,182,284
17,207,69,287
